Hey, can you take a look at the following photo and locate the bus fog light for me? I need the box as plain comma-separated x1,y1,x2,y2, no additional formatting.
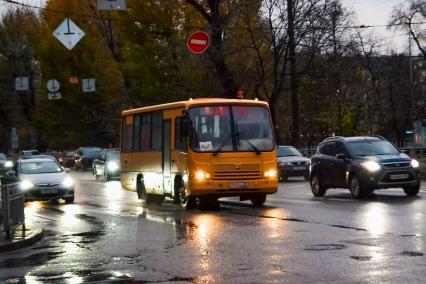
195,171,210,180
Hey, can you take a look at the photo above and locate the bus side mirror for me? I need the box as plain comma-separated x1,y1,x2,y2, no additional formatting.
181,111,189,138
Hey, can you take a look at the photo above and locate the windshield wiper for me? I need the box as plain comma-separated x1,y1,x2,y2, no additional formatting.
234,122,260,155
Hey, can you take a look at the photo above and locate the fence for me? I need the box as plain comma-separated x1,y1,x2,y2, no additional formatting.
0,181,25,239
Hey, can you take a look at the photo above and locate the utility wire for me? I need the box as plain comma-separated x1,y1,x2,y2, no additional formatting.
1,0,426,30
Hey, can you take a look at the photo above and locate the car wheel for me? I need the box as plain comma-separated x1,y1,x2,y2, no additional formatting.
177,180,196,210
65,196,74,204
403,185,420,196
350,176,365,199
250,193,267,207
310,173,326,197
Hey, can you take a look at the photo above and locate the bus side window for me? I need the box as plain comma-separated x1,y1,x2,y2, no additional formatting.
175,117,188,152
140,113,151,151
123,116,134,152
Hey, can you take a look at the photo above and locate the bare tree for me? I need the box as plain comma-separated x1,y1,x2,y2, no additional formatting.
390,0,426,59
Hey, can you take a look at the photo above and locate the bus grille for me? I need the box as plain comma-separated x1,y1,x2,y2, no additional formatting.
213,164,261,180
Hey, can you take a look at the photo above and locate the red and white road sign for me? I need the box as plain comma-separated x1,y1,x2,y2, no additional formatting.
187,31,210,54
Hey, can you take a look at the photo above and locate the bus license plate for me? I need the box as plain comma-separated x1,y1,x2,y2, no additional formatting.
43,188,58,194
390,174,409,180
229,183,249,189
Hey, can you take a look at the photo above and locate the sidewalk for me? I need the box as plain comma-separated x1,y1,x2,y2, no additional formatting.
0,222,43,253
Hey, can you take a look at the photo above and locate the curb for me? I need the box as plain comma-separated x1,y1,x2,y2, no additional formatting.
0,224,43,253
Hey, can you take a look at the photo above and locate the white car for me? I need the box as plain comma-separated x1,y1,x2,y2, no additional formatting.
14,158,75,203
277,146,310,181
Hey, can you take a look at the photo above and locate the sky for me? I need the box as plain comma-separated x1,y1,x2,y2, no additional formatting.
0,0,418,54
342,0,412,54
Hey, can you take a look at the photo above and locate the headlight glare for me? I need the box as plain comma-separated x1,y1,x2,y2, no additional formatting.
21,180,34,191
411,159,419,168
62,176,74,188
107,161,119,171
4,160,13,168
362,161,381,172
264,169,277,178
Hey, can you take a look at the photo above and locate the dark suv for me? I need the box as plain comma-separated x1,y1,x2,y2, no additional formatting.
309,136,421,198
74,147,102,171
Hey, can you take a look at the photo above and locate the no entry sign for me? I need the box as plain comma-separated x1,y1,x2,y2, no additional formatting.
187,31,210,54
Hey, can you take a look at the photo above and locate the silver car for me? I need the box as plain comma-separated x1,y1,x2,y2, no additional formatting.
15,158,75,203
277,146,310,181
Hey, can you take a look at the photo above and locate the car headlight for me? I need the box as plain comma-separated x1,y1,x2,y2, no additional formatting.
62,176,74,188
20,180,34,191
411,159,419,168
4,160,13,168
264,169,277,178
107,161,119,171
361,161,381,172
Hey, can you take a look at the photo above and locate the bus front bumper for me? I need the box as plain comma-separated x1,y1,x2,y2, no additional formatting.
189,178,278,197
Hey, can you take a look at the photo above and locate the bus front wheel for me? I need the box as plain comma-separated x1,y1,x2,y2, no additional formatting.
177,179,195,209
250,193,266,207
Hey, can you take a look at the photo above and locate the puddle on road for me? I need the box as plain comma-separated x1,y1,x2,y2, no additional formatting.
400,251,424,257
0,251,64,268
4,270,134,283
350,256,372,261
304,244,346,251
60,230,104,245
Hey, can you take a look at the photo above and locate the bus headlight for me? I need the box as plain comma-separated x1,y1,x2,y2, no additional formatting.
411,159,419,168
107,161,120,171
361,161,381,172
4,160,13,168
21,180,34,191
195,170,210,181
264,169,277,178
62,177,74,188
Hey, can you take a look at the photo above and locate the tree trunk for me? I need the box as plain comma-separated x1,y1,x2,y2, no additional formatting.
287,0,299,146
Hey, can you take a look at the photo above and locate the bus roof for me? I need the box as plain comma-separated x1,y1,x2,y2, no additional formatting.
122,98,270,116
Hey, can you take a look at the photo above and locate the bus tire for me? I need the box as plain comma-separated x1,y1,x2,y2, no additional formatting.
250,193,266,207
176,179,195,209
173,177,183,204
136,174,147,200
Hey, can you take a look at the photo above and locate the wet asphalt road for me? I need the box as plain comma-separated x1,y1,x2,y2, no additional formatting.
1,172,426,283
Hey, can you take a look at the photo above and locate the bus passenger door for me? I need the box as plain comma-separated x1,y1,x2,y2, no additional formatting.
163,120,172,195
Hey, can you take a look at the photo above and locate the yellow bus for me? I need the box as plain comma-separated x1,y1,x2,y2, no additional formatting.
121,98,278,209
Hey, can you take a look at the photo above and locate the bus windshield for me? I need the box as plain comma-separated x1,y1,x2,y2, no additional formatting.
189,105,275,153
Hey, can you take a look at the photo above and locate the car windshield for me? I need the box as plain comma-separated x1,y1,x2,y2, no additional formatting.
347,140,399,156
189,105,275,153
81,148,101,157
20,161,63,174
0,153,6,160
106,151,120,160
277,146,302,157
65,151,75,157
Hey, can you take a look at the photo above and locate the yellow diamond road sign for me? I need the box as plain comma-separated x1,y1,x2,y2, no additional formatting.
53,17,85,50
